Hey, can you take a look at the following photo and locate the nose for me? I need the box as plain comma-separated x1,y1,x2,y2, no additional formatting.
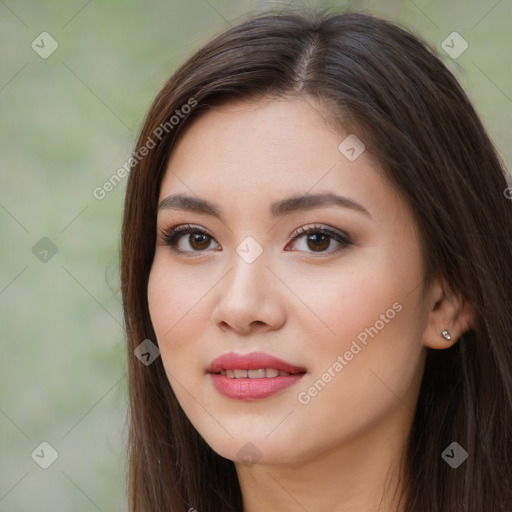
211,250,287,336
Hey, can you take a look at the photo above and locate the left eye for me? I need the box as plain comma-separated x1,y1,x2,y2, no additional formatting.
159,224,352,255
286,225,352,254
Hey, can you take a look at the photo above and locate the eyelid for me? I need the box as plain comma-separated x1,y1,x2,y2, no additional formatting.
288,223,350,242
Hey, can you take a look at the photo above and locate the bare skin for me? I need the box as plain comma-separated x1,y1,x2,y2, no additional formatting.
147,96,474,511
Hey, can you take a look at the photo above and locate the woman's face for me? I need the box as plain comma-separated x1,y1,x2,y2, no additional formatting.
148,96,431,466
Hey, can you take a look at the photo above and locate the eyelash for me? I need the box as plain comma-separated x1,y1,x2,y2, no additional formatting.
158,223,352,256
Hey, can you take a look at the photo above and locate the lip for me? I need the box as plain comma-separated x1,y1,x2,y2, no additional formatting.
207,351,306,374
207,352,306,401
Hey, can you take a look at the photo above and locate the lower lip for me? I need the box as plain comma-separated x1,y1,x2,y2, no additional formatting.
210,373,305,400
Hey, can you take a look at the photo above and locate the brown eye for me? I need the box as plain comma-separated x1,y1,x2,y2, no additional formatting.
188,232,212,251
287,225,352,255
160,224,220,253
304,233,331,252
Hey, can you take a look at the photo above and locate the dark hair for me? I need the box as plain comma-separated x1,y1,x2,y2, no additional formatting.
120,9,512,512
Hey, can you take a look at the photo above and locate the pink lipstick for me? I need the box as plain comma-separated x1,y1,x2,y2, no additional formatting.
207,352,306,400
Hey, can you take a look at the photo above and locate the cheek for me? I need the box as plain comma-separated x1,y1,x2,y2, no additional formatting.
288,248,426,410
280,250,417,354
147,256,215,388
148,254,211,340
147,261,232,453
288,295,425,459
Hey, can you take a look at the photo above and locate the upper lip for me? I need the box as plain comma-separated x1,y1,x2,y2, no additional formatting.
207,352,306,374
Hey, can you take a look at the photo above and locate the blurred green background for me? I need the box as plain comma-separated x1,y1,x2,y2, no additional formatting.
1,0,510,510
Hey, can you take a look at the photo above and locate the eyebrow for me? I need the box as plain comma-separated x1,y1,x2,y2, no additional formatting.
158,192,372,220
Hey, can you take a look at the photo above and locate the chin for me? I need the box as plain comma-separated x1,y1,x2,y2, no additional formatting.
198,430,300,466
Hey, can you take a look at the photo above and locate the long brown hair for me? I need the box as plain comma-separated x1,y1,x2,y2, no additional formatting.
120,9,512,511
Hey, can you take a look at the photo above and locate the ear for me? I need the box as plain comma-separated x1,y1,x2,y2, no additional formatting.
422,275,476,349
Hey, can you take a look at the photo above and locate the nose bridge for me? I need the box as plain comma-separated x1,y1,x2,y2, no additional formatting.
211,238,285,333
225,240,269,298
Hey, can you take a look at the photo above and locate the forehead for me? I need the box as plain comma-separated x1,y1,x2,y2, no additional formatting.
167,96,340,173
159,96,399,221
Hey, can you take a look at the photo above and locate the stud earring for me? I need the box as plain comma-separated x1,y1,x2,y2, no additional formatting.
441,330,452,341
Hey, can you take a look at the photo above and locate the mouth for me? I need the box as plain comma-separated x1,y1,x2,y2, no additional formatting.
207,352,307,400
